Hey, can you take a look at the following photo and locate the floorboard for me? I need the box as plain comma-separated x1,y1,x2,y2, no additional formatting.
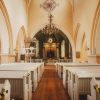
32,65,69,100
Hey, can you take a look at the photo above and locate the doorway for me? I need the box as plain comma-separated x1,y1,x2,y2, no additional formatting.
43,43,57,59
47,48,55,58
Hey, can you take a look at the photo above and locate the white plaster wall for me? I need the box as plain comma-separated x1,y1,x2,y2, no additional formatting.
74,0,99,52
3,0,28,50
0,9,9,54
0,32,1,54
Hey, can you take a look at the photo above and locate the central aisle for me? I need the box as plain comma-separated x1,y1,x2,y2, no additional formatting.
32,65,69,100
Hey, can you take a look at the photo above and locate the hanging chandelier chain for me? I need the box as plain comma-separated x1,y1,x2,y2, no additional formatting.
49,14,53,26
40,0,59,35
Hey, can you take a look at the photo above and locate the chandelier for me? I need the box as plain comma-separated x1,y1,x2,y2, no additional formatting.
40,0,59,35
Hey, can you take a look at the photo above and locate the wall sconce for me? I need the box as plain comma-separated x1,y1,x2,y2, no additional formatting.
87,47,89,50
85,45,89,51
14,49,18,53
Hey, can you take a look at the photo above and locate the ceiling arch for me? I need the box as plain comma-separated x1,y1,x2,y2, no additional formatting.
91,0,100,54
16,26,26,54
0,0,13,54
32,25,76,61
74,23,80,44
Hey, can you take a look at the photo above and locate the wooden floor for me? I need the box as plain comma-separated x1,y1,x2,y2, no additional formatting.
32,65,69,100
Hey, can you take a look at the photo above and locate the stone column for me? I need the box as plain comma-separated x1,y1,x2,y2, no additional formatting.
57,47,59,59
43,47,45,59
87,55,96,63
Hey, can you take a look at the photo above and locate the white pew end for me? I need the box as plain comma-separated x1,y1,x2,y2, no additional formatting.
88,78,100,100
87,95,92,100
0,80,10,100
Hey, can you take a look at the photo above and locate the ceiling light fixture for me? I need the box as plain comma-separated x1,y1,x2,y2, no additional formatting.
40,0,59,35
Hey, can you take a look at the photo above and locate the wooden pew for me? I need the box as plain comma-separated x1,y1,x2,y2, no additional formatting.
0,80,10,100
0,71,31,100
55,62,78,79
58,59,72,63
73,71,100,100
55,62,66,79
87,78,100,100
12,62,44,82
56,63,100,88
32,59,43,62
63,66,100,100
0,62,44,91
55,62,100,78
63,66,100,87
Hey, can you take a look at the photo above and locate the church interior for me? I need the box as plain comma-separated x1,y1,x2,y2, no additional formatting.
0,0,100,100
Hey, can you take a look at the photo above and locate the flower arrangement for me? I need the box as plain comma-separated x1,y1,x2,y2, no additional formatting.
94,84,100,93
0,88,8,99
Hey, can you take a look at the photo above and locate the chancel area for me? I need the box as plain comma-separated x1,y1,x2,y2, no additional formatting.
0,0,100,100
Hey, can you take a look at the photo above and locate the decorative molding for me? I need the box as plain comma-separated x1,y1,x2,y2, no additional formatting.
26,0,31,14
40,0,58,13
81,33,86,47
0,54,15,57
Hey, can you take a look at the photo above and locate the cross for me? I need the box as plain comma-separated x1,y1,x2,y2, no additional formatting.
49,14,53,25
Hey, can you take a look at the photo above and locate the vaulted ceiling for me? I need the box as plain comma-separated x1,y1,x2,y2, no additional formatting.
28,0,73,38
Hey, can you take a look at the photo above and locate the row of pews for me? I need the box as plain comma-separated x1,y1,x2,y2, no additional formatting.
55,62,100,100
0,62,44,100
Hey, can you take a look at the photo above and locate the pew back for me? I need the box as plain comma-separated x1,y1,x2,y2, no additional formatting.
0,71,30,100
